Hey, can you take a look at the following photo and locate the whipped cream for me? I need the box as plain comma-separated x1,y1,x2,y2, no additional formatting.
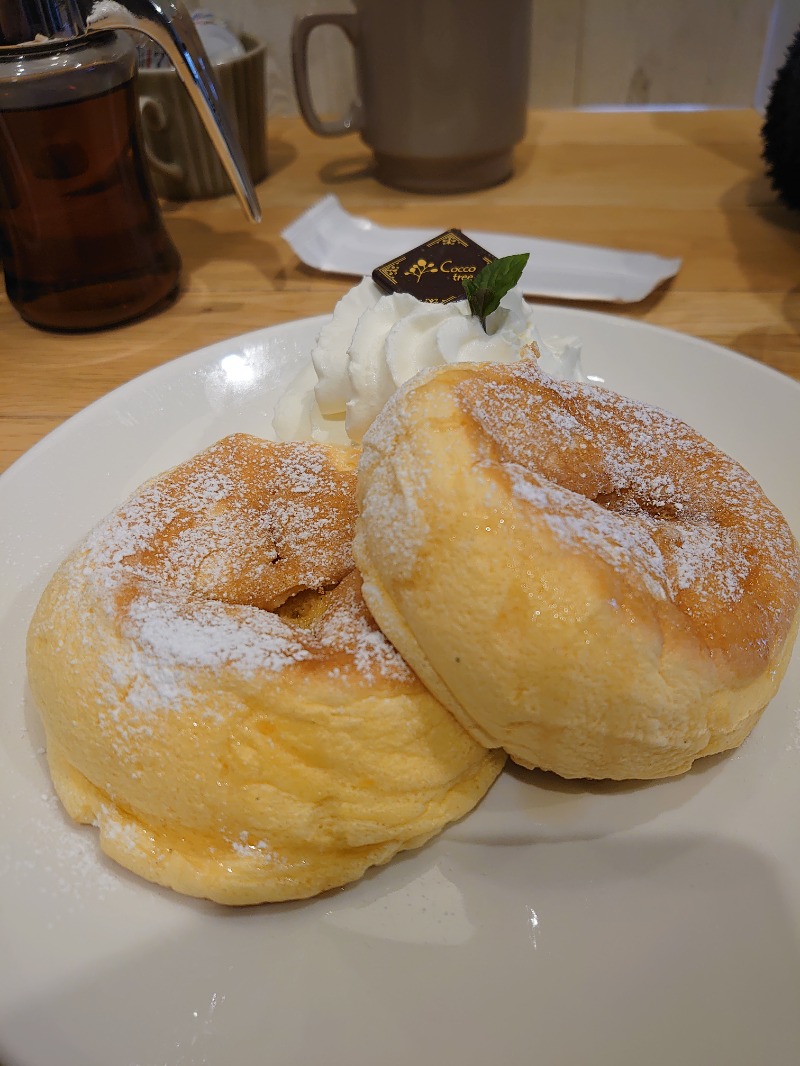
273,277,585,445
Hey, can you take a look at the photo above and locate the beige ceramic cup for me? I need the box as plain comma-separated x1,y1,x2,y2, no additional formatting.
136,33,267,201
292,0,531,194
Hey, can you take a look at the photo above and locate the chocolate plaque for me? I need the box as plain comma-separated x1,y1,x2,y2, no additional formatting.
372,229,495,303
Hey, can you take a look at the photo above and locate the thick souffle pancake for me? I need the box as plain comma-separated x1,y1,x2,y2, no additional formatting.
26,434,504,905
354,360,800,781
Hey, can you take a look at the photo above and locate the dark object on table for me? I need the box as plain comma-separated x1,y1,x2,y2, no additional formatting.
0,0,258,332
372,230,495,302
763,25,800,210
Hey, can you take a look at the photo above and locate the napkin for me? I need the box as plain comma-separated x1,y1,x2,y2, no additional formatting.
281,195,681,304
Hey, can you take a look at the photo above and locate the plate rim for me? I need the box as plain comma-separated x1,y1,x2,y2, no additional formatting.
4,305,800,493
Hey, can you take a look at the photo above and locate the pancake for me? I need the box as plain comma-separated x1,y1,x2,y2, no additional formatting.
354,360,800,779
27,434,504,903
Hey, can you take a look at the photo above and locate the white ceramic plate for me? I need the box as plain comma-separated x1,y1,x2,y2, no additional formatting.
1,309,799,1066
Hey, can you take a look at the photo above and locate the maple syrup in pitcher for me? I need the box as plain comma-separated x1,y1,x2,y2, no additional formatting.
0,32,181,331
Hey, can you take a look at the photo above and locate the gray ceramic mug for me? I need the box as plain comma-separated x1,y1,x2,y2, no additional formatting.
292,0,532,194
137,33,267,201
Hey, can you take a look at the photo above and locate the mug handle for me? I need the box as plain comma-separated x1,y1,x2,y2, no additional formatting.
291,13,363,137
138,95,186,182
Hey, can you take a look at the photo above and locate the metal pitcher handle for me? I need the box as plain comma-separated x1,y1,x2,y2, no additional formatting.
87,0,261,222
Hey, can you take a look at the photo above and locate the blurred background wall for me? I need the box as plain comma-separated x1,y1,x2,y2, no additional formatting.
188,0,793,117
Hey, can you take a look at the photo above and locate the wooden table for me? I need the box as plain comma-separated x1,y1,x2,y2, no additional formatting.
2,109,799,475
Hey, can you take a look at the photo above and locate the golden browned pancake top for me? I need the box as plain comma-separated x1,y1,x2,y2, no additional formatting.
85,433,412,689
450,362,800,674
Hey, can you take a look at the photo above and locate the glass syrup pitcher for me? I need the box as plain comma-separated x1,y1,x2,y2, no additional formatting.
0,0,260,331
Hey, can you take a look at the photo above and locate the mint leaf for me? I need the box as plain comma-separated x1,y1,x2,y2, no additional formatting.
462,253,530,332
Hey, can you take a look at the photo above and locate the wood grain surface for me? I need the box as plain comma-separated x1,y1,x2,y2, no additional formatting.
2,109,799,475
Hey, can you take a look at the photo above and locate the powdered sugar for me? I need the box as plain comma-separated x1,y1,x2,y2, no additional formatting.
126,595,312,676
95,805,140,853
458,362,799,622
315,573,414,682
360,359,800,665
230,830,276,862
65,436,413,718
505,463,669,601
